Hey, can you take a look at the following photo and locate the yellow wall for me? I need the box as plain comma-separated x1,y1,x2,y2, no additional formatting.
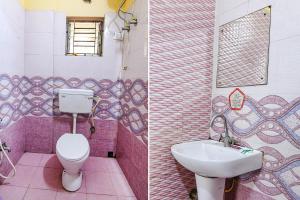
21,0,134,17
20,0,25,7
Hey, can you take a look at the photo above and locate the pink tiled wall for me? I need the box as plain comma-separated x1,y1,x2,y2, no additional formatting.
0,76,27,182
116,123,148,200
25,116,118,157
149,0,215,199
117,80,148,199
0,118,26,183
0,73,148,184
0,0,25,182
117,0,149,199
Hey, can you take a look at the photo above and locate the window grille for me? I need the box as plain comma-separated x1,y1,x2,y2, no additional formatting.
66,17,104,56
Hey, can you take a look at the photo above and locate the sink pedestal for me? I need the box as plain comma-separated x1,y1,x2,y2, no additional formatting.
195,175,225,200
171,140,263,199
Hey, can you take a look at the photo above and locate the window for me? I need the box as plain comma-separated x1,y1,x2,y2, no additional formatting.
66,17,104,56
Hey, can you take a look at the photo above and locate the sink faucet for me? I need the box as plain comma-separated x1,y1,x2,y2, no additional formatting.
210,114,234,147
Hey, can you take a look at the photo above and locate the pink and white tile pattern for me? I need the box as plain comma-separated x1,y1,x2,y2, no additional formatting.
149,0,215,199
117,123,148,200
0,73,147,157
0,74,148,131
120,79,148,137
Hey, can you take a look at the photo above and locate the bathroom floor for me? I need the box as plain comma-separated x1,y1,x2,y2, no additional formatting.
0,153,136,200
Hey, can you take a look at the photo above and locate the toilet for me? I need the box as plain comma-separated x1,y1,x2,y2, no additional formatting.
56,89,94,192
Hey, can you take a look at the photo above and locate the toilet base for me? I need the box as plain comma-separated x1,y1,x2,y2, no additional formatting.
62,170,83,192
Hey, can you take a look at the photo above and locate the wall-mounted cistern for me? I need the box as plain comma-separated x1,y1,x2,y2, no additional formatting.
210,114,235,147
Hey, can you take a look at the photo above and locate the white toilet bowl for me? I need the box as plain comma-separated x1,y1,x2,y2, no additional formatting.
56,133,90,192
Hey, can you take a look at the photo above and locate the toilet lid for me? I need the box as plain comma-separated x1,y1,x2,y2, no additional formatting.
56,133,90,161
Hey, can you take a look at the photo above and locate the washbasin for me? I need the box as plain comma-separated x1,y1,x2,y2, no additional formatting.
171,140,263,178
171,140,263,200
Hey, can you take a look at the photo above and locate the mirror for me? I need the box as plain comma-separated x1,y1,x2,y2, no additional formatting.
216,6,271,88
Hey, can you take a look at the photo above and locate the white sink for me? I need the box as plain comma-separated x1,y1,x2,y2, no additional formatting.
171,140,263,200
171,140,263,178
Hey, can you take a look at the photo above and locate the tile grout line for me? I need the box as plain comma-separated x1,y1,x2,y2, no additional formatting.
22,175,31,200
8,153,136,199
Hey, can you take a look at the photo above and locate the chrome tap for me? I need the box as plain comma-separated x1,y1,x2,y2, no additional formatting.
210,114,235,147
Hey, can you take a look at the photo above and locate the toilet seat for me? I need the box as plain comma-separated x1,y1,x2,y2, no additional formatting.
56,133,89,162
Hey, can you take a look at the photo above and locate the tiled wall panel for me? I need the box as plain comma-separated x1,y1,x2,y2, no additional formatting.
118,0,149,199
0,73,147,158
0,0,25,76
212,0,300,199
212,95,300,200
119,23,148,200
149,0,215,199
0,0,25,182
24,11,122,80
25,116,118,156
120,79,148,138
0,118,26,183
116,123,148,200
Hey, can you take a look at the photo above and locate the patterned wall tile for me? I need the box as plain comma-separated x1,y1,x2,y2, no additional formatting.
0,74,24,129
149,0,215,199
212,95,300,200
116,123,148,200
0,74,147,134
120,79,148,137
0,73,148,167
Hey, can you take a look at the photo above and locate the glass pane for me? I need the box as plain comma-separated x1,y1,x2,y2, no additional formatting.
74,34,96,41
75,22,95,28
74,47,95,54
74,29,96,34
74,41,95,47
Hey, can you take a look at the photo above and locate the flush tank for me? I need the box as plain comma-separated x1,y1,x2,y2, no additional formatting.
59,89,93,114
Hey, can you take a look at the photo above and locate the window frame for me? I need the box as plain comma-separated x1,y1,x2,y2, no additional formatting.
66,17,104,57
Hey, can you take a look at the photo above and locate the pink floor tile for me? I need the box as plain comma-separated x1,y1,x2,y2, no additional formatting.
4,165,37,187
39,154,62,169
107,159,123,174
30,167,62,191
86,171,116,195
0,185,27,200
2,153,136,199
83,157,110,173
56,191,86,200
118,197,137,200
87,194,118,200
111,173,134,197
18,153,43,166
111,173,135,197
23,188,56,200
